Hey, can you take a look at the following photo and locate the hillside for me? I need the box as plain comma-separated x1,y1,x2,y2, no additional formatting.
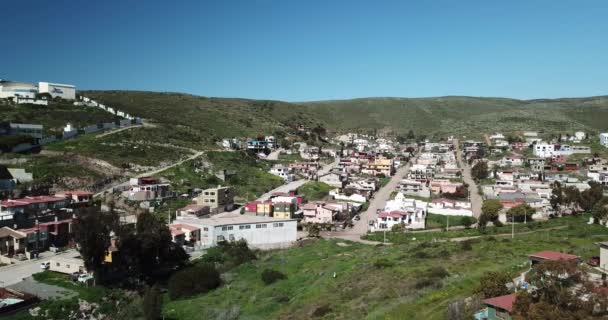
82,91,608,139
303,96,608,138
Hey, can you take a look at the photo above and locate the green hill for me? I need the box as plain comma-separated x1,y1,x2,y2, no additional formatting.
82,91,608,139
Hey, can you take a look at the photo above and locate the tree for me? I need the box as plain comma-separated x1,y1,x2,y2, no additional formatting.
406,129,415,140
261,269,287,285
562,186,581,213
142,285,162,320
168,264,221,299
461,216,476,229
578,181,604,212
73,206,118,282
549,182,564,213
475,271,512,298
506,203,535,223
479,200,503,229
471,161,488,180
512,260,608,320
592,197,608,223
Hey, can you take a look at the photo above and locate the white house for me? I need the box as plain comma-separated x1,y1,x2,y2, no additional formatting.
601,133,608,148
428,198,473,217
329,189,367,203
176,215,297,250
49,257,86,274
269,165,295,182
38,82,76,100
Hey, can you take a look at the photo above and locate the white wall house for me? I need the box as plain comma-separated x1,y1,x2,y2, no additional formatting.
176,215,297,250
0,81,38,99
38,82,76,100
601,133,608,148
49,257,86,274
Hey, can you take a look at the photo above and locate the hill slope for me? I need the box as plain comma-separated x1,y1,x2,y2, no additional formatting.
83,91,608,139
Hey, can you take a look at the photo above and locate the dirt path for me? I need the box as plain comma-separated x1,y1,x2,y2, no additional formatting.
448,225,568,242
454,139,482,218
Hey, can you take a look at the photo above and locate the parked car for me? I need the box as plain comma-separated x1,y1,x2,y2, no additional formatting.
78,274,94,284
587,256,600,267
40,261,50,270
70,272,81,282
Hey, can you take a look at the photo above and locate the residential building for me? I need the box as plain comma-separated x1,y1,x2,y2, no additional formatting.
269,164,295,182
0,227,26,263
372,209,426,231
0,80,37,99
244,201,273,217
302,201,350,224
176,204,210,218
56,191,93,207
428,198,473,216
272,202,296,219
247,140,267,151
176,215,297,249
330,189,367,203
598,242,608,272
125,177,171,201
318,172,345,188
195,186,235,214
528,250,580,266
169,223,200,246
476,293,516,320
430,179,462,194
362,157,394,176
0,123,43,140
49,257,85,274
601,133,608,148
0,196,69,223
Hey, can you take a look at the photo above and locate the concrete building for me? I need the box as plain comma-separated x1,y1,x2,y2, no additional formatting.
49,256,86,274
195,186,235,214
601,133,608,148
176,215,297,249
0,123,43,139
0,81,37,99
38,82,76,100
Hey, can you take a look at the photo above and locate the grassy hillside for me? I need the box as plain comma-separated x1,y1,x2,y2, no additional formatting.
164,215,605,320
82,91,608,139
303,96,608,138
81,91,324,142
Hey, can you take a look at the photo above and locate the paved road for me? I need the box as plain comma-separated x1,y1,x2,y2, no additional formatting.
321,161,412,243
0,250,80,287
455,140,482,218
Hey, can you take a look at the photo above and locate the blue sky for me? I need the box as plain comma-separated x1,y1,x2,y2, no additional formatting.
1,0,607,101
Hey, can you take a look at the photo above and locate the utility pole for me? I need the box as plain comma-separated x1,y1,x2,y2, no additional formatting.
446,215,449,231
511,213,515,239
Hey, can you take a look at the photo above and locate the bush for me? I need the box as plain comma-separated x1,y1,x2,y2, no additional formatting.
462,216,476,229
261,269,287,285
142,286,162,320
373,258,395,269
493,219,504,227
168,264,221,299
460,240,473,251
200,239,257,270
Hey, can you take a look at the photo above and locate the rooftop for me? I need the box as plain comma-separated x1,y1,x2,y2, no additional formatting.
178,213,295,227
483,293,516,313
529,250,580,261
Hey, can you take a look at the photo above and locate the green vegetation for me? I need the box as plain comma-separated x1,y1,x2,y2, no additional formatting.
204,151,284,201
277,152,303,164
163,216,607,319
298,181,332,201
46,129,192,168
0,101,120,135
425,213,476,230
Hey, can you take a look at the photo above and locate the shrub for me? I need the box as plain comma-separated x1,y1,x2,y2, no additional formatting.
413,251,429,259
462,216,476,229
460,240,473,251
493,219,504,227
261,269,287,285
168,264,221,299
373,258,395,269
142,285,162,320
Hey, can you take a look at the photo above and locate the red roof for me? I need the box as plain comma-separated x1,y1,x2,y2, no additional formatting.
483,293,516,312
378,211,405,218
0,196,66,208
529,250,580,261
61,191,93,196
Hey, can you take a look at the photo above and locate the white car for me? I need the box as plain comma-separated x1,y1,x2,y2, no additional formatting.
40,261,50,270
77,274,94,283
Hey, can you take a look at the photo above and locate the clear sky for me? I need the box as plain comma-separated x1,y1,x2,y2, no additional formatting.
1,0,607,101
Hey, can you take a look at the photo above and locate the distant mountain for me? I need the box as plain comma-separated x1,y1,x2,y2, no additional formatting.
83,91,608,139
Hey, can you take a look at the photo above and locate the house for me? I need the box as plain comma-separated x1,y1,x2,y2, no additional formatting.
0,166,15,190
56,191,93,207
399,179,430,197
244,201,273,217
269,164,295,182
318,172,345,188
49,256,86,274
362,157,394,176
176,215,297,249
500,155,523,167
527,158,546,172
528,250,580,266
330,189,367,203
247,139,267,151
0,123,43,140
428,198,473,217
372,209,426,231
601,133,608,148
6,168,33,184
0,227,26,263
302,201,350,224
271,201,296,219
176,204,210,218
0,196,69,223
430,179,462,194
169,223,200,246
194,186,235,214
476,293,516,320
125,177,171,201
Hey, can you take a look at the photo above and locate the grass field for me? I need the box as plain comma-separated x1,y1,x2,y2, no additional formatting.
298,181,333,201
162,215,607,319
425,213,473,230
45,128,192,168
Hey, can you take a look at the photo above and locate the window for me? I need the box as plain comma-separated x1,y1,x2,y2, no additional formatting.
56,262,60,267
262,224,267,228
203,227,208,231
229,234,235,241
239,225,251,230
228,226,233,230
273,222,284,227
204,192,209,195
217,235,225,241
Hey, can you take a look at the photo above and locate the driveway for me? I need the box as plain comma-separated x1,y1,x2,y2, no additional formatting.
455,140,482,218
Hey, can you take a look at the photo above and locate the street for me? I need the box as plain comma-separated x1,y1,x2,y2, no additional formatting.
454,139,482,217
321,160,412,243
0,250,80,287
